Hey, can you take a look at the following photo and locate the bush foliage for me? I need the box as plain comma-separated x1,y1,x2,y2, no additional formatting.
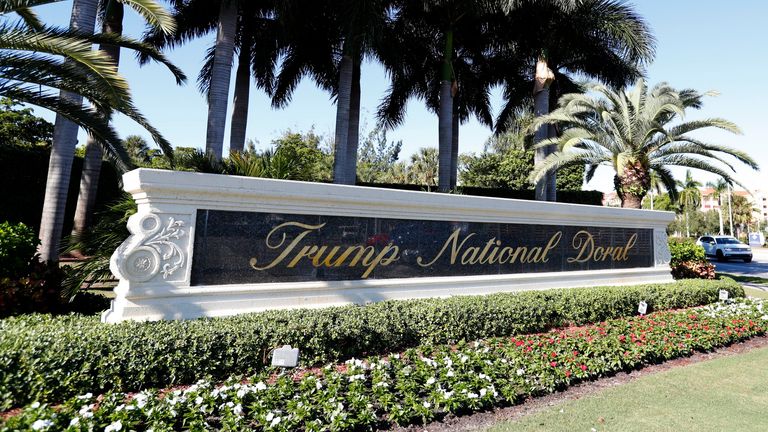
669,238,715,279
0,221,38,279
0,278,742,408
3,299,765,431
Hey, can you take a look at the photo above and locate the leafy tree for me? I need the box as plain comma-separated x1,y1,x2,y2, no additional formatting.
0,98,53,147
530,79,757,208
356,126,402,183
460,149,583,191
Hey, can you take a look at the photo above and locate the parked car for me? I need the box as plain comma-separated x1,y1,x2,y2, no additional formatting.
696,235,753,262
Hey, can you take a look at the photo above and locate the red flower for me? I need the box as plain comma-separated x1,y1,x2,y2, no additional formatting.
551,352,557,358
550,361,557,367
565,370,572,377
580,364,587,371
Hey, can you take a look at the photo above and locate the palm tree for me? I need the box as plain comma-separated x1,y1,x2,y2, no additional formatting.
677,170,702,238
146,1,280,156
529,79,757,208
493,0,655,202
0,0,184,261
377,0,496,192
72,0,183,237
408,147,439,188
706,178,730,235
645,170,664,210
272,0,390,185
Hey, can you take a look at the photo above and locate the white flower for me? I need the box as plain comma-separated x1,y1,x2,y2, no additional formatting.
460,354,469,363
446,370,454,377
237,388,247,398
233,404,243,416
426,377,436,385
348,374,365,382
104,420,123,432
480,388,487,397
271,416,282,427
30,402,41,409
31,419,52,430
516,368,526,376
467,392,479,399
423,401,431,408
70,417,80,426
442,390,454,399
375,381,389,388
195,396,204,405
77,393,93,400
316,381,323,390
255,382,267,391
266,412,274,422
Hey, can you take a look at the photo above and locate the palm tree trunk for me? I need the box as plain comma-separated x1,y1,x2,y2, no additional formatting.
205,0,238,159
717,197,724,235
345,56,361,185
72,0,123,239
38,0,98,263
438,29,454,193
546,124,557,201
450,106,459,188
685,211,690,237
228,41,251,154
332,40,354,184
532,57,554,201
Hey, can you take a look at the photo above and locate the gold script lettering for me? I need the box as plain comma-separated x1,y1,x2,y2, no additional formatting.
250,222,326,270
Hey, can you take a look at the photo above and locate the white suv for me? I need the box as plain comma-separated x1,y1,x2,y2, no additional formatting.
696,235,753,262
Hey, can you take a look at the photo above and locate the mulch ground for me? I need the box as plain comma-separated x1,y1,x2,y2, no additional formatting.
389,334,768,432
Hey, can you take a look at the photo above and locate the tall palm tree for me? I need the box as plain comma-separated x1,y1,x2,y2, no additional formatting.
493,0,655,202
72,0,183,237
677,170,702,238
377,0,496,192
645,170,664,210
706,177,730,235
150,0,279,156
0,0,184,261
272,0,390,185
529,79,757,208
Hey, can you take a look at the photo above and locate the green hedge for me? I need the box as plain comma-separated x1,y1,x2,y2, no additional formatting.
0,145,121,233
0,278,742,408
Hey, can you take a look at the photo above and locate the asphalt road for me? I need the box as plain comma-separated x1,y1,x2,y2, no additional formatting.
710,247,768,278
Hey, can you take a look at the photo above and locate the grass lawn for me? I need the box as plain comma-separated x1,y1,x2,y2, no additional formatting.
487,346,768,432
718,273,768,285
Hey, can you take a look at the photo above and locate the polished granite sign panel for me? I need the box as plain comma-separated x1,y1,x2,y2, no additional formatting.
190,209,654,286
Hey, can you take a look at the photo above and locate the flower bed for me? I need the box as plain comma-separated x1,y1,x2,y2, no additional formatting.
0,278,742,409
3,299,765,432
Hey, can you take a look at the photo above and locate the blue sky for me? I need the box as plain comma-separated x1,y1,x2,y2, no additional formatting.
30,0,768,192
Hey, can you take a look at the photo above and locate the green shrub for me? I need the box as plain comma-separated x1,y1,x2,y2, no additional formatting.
0,221,38,278
0,278,742,408
668,238,715,279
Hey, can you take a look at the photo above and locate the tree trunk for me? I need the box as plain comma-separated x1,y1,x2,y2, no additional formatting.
332,41,353,184
72,0,123,239
228,41,251,154
205,0,238,159
345,56,361,185
546,124,557,201
38,0,98,263
532,57,554,201
717,197,724,235
438,29,454,193
450,107,459,189
621,194,643,209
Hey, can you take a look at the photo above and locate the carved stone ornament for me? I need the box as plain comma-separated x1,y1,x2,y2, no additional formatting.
654,229,671,266
111,213,188,283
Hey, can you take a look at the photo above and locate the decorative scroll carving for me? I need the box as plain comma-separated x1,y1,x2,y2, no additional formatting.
654,229,671,266
111,213,188,283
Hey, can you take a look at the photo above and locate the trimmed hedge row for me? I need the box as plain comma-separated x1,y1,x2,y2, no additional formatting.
0,278,743,408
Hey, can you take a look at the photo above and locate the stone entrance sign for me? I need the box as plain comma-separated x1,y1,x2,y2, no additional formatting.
104,169,674,323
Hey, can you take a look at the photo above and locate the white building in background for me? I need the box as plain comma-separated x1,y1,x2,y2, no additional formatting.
699,187,768,229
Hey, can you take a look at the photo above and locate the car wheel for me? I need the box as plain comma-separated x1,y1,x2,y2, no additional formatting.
716,250,726,262
744,257,752,263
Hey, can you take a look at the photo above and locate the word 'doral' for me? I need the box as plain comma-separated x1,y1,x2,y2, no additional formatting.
249,222,639,279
